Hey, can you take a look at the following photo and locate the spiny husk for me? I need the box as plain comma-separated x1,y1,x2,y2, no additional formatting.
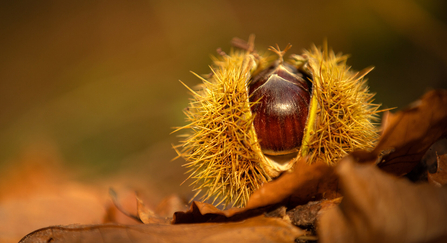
297,44,381,164
174,50,272,207
175,42,381,208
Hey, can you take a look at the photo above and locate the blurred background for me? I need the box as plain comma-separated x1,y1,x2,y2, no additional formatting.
1,0,447,203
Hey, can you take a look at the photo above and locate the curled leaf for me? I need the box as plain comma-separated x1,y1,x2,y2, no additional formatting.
318,156,447,243
173,158,339,223
136,195,172,224
245,158,339,209
353,90,447,176
155,194,189,218
173,201,260,223
428,154,447,186
108,188,142,223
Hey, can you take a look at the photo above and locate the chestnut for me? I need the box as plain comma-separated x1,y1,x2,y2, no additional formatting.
175,37,380,207
249,62,311,156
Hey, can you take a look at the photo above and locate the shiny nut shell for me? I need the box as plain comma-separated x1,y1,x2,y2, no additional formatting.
249,63,311,155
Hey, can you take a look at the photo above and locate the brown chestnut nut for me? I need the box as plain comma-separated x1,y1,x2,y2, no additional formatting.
249,62,311,155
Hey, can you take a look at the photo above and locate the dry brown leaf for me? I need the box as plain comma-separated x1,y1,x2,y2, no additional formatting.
318,156,447,243
246,158,339,208
428,154,447,186
107,189,183,224
136,195,172,224
422,138,447,174
107,188,143,224
173,201,249,223
20,215,305,243
173,158,339,223
155,194,189,218
136,195,159,224
353,90,447,176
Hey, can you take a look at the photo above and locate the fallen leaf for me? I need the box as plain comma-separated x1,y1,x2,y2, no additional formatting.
155,194,189,218
318,156,447,243
136,195,172,224
107,188,184,224
353,90,447,176
107,188,142,223
19,215,305,243
173,158,339,223
264,205,288,219
428,154,447,186
246,158,339,209
422,138,447,174
173,201,252,223
402,138,447,182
